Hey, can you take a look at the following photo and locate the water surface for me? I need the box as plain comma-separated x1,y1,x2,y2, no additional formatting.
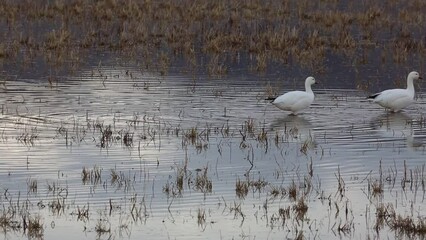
0,62,425,239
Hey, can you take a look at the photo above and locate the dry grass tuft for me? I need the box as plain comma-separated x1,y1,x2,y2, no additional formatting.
293,197,308,221
24,215,43,239
82,165,102,184
389,215,426,237
236,178,249,199
195,167,212,193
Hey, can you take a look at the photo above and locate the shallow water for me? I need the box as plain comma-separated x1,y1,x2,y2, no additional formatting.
0,61,425,240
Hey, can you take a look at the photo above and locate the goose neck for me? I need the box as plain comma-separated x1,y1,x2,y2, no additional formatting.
406,76,415,94
305,83,313,94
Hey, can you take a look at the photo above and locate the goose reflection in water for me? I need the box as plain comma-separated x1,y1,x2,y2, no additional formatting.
370,112,426,150
270,115,316,148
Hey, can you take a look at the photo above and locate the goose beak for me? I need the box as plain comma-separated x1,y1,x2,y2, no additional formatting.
420,76,423,80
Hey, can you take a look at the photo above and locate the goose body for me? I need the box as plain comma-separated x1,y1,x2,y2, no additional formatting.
269,77,317,115
369,71,422,112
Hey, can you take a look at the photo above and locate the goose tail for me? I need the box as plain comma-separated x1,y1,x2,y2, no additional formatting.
368,93,380,99
265,97,276,102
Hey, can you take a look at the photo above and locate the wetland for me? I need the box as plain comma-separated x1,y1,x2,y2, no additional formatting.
0,0,425,239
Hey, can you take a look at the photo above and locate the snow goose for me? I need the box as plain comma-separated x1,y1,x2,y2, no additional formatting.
368,71,422,112
267,76,318,115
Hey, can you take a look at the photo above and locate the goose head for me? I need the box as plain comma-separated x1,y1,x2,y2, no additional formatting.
408,71,422,81
305,76,317,85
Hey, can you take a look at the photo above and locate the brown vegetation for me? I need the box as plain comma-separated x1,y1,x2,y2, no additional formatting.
0,0,424,77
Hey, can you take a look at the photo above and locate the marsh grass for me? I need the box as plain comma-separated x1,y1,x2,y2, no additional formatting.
257,128,268,144
183,127,199,145
98,124,113,148
0,0,421,80
229,201,244,222
108,169,135,193
389,215,426,237
129,194,148,223
250,177,268,193
293,197,308,221
82,166,102,185
176,166,185,193
17,127,38,146
337,219,353,235
335,166,345,199
278,206,290,226
375,203,392,231
24,215,43,239
269,185,287,199
369,179,384,197
163,164,188,197
243,118,255,135
207,54,227,77
121,130,134,147
0,211,21,233
288,181,298,201
48,197,65,216
373,202,426,237
235,178,249,199
110,168,119,184
195,167,212,194
235,175,268,199
76,205,89,222
27,178,38,194
95,218,111,236
264,82,277,99
197,208,206,227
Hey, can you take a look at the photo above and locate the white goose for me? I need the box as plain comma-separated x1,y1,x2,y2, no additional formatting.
267,76,318,115
368,71,422,112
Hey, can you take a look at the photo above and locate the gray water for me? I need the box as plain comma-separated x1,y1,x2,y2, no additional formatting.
0,61,425,240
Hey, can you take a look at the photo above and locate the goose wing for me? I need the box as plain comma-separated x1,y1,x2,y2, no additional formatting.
371,89,413,108
272,91,313,110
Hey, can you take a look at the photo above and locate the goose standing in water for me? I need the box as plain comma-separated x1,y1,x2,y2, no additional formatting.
266,76,318,115
368,71,422,112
